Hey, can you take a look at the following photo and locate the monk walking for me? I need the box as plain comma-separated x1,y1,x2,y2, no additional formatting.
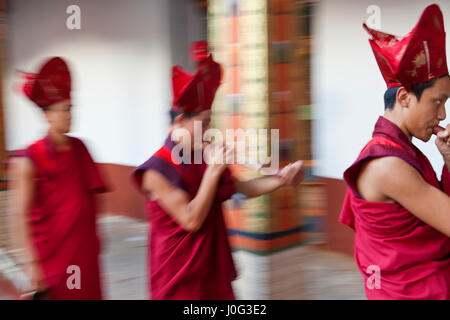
133,42,304,299
11,57,107,299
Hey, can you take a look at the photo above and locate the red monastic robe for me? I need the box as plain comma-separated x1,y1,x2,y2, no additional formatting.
133,136,237,300
340,116,450,300
25,135,106,299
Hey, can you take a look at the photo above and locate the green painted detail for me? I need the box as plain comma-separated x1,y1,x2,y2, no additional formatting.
298,104,313,120
231,241,305,256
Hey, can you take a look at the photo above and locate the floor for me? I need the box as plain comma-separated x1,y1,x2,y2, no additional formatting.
98,216,365,300
0,215,365,300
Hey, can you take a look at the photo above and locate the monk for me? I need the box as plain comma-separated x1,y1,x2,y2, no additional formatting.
340,4,450,300
11,57,107,299
133,42,304,300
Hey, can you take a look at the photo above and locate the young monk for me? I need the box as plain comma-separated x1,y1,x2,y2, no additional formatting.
11,57,107,299
133,42,304,300
340,4,450,300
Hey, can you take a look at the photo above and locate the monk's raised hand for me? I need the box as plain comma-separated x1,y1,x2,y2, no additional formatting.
22,261,47,296
277,160,304,188
204,142,229,175
435,124,450,163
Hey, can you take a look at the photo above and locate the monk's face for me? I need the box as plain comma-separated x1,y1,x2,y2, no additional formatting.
177,110,211,149
406,76,450,142
44,99,72,134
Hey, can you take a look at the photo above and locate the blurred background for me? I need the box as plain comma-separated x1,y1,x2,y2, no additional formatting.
0,0,448,299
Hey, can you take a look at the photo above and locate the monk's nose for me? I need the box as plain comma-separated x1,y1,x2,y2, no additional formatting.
438,104,446,121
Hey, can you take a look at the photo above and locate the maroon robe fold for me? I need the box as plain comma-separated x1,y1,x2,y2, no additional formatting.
133,136,237,300
340,116,450,300
25,135,106,300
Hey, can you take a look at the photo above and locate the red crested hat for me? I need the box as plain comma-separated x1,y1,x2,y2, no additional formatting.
189,41,210,63
172,42,222,113
364,4,448,90
20,57,71,109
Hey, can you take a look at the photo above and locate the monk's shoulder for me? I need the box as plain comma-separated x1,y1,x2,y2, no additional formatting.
24,138,47,165
27,137,45,152
69,136,87,149
359,156,410,182
357,156,414,202
141,156,172,183
142,168,183,201
11,155,34,178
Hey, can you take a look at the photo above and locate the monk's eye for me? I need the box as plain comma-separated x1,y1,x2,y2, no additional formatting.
435,99,442,104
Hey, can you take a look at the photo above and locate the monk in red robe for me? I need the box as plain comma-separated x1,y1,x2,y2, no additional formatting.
340,4,450,299
11,57,107,300
133,42,304,300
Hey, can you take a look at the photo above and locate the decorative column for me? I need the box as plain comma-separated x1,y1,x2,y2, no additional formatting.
208,0,323,299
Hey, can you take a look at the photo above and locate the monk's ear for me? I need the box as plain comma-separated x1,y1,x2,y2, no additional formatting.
173,113,185,126
396,87,411,108
42,109,52,122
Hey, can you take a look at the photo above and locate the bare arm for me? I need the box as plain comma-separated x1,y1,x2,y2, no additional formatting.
10,157,46,292
357,156,450,236
10,157,38,263
235,161,304,198
234,176,284,198
142,165,225,233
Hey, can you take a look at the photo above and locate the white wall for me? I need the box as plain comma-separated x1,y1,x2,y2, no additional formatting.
4,0,202,166
312,0,450,179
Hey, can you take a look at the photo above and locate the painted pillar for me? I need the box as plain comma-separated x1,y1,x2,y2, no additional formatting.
208,0,324,299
